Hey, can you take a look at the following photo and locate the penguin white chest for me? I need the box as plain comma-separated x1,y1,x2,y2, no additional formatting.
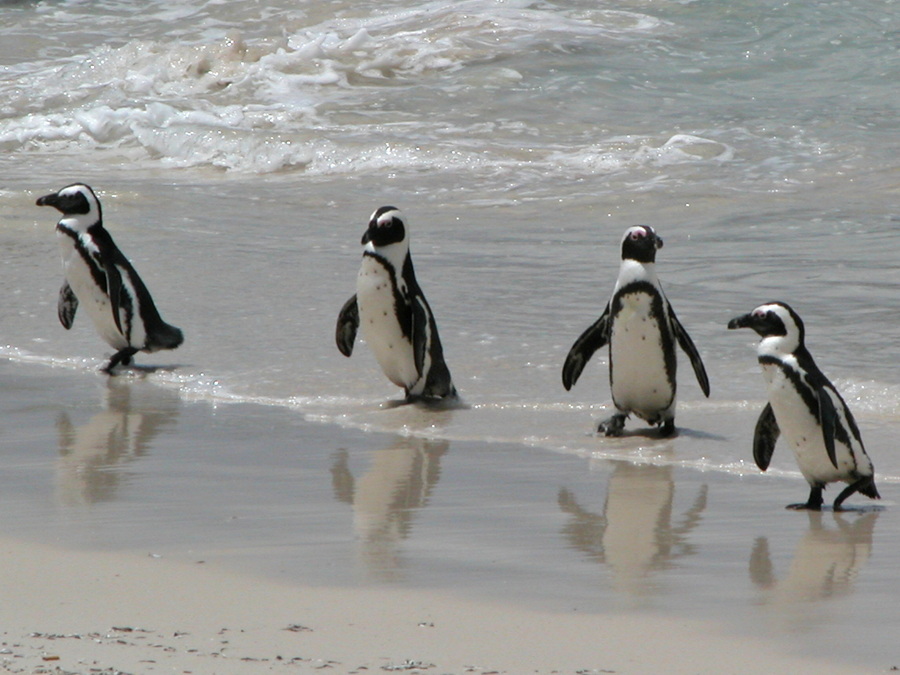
761,363,850,484
56,232,129,350
356,256,418,389
609,292,673,419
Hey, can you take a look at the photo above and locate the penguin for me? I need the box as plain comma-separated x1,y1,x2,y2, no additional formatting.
335,206,456,401
562,225,710,436
728,301,880,511
36,183,184,374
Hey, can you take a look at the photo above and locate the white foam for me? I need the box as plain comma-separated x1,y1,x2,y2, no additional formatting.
0,0,671,176
833,378,900,419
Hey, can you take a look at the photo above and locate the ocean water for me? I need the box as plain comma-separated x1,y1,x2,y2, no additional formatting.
1,0,899,662
2,0,897,472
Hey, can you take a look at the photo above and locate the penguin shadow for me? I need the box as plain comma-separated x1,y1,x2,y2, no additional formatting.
330,435,449,581
558,458,708,598
595,426,728,442
379,394,470,412
587,418,728,442
111,362,186,377
749,509,879,610
582,425,677,450
669,425,729,442
54,378,181,506
820,502,885,514
373,396,461,438
593,426,673,440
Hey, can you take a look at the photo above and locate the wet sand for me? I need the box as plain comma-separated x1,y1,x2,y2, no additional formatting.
0,358,897,674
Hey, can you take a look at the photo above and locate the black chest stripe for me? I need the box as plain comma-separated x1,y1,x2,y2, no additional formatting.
363,250,413,341
58,224,137,341
58,225,109,295
758,354,858,466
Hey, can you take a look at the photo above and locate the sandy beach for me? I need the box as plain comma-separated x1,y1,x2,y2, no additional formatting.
1,359,897,675
1,535,887,675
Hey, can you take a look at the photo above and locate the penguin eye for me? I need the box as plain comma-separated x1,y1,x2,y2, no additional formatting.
630,230,644,240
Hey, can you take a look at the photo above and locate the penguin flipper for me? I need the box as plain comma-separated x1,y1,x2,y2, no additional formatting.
669,306,710,397
817,388,839,469
753,402,780,471
562,304,610,391
57,281,78,329
335,294,359,357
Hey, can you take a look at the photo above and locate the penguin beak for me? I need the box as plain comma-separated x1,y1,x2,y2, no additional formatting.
361,227,373,245
36,192,60,209
727,313,753,330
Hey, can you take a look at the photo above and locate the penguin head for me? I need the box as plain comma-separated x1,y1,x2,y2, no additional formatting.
620,225,663,263
36,183,102,229
727,302,805,349
362,206,406,248
361,205,413,267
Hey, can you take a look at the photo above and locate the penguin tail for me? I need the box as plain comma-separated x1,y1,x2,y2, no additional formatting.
858,476,880,500
146,322,184,352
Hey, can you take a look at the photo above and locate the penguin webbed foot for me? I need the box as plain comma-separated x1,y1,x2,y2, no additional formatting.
405,379,459,405
104,347,139,375
833,476,880,511
658,418,676,437
786,486,824,511
786,502,823,512
597,413,627,437
405,387,460,407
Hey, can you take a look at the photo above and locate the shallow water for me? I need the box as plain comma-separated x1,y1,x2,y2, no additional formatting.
1,0,899,667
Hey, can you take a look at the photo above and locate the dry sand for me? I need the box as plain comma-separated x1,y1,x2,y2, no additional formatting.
1,536,884,675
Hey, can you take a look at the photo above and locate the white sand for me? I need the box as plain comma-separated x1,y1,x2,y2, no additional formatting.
1,536,881,675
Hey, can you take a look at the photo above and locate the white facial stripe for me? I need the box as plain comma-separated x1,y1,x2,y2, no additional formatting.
754,303,783,316
377,209,401,225
622,225,647,242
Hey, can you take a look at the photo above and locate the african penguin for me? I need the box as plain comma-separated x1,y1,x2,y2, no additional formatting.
36,183,184,374
562,225,710,436
335,206,456,401
728,301,879,511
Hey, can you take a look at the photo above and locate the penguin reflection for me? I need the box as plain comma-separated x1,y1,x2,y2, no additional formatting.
558,459,707,597
55,380,180,505
749,510,878,610
331,436,448,581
